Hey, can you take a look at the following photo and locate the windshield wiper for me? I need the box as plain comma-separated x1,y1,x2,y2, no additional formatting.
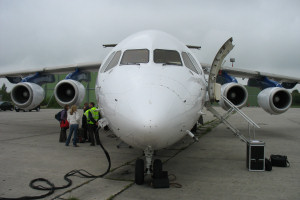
120,62,141,66
162,62,182,66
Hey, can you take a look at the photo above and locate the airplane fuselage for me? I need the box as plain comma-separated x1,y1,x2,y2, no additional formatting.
96,30,207,150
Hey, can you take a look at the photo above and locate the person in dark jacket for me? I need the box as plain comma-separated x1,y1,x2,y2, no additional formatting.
81,102,89,142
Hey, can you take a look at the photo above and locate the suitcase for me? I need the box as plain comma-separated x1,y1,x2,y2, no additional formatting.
246,140,265,171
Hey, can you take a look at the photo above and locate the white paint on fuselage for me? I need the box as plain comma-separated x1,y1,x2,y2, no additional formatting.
96,30,207,150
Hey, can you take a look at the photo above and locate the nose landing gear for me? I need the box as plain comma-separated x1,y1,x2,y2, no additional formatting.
135,146,153,185
134,146,169,188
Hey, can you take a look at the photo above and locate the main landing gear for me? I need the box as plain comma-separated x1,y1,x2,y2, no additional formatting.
135,146,168,188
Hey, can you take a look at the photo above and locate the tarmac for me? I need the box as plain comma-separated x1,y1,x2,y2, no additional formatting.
0,107,299,200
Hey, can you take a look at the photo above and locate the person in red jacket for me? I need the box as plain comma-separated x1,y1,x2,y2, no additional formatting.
59,104,69,142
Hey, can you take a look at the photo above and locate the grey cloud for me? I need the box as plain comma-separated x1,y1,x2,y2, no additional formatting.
0,0,299,80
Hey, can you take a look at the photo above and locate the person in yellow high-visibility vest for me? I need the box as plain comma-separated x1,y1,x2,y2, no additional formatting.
84,102,101,146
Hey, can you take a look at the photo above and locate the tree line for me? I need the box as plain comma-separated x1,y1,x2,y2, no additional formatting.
292,90,300,106
0,84,11,101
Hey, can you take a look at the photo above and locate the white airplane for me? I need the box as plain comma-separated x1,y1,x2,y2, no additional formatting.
1,30,300,185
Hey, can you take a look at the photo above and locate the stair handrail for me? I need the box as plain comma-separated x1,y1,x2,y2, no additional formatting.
221,95,260,129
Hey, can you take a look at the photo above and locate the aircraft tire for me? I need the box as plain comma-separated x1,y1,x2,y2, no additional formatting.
153,159,162,179
135,159,144,185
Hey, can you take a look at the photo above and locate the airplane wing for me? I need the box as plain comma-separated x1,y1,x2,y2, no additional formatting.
201,62,300,85
0,61,101,78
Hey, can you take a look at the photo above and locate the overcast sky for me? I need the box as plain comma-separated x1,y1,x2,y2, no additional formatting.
1,0,300,90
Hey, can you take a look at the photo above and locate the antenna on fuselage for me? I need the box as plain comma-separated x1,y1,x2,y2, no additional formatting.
103,44,117,48
186,45,201,50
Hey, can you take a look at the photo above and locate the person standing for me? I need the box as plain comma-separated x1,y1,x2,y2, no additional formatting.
59,105,69,142
66,105,80,147
81,102,89,142
85,102,101,146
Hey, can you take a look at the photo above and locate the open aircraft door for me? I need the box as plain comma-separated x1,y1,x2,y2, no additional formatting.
207,38,234,102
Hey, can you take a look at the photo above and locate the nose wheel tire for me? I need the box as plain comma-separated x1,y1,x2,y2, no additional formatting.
153,159,162,179
135,159,145,185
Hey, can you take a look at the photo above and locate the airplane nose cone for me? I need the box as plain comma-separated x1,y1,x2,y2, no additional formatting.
115,85,186,149
129,87,174,124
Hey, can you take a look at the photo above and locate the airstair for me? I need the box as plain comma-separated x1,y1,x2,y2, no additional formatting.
203,36,261,143
205,36,260,143
205,95,260,143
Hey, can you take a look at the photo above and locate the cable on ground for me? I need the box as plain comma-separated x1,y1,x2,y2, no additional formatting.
0,127,111,200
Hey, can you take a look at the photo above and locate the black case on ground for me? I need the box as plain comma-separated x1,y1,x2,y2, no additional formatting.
246,140,265,171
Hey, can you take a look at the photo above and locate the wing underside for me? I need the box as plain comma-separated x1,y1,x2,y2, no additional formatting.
0,62,101,78
201,63,300,85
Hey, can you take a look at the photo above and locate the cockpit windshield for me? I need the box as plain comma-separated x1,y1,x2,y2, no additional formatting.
154,49,182,66
120,49,149,65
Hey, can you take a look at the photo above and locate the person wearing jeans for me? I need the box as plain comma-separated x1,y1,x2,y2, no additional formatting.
66,105,80,147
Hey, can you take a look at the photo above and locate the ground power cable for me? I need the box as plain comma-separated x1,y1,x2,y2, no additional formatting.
0,127,111,200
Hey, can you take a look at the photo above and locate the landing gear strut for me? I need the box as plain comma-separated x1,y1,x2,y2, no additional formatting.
144,146,154,174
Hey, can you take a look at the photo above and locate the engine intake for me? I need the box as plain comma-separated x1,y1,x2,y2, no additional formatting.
257,87,292,115
11,82,45,110
219,82,248,110
54,79,85,107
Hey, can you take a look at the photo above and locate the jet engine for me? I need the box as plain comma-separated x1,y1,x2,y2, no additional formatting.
219,82,248,110
54,79,85,107
11,82,45,110
257,87,292,115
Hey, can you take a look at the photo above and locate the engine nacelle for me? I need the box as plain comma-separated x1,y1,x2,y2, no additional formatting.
219,82,248,110
11,82,45,110
54,79,85,107
257,87,292,115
